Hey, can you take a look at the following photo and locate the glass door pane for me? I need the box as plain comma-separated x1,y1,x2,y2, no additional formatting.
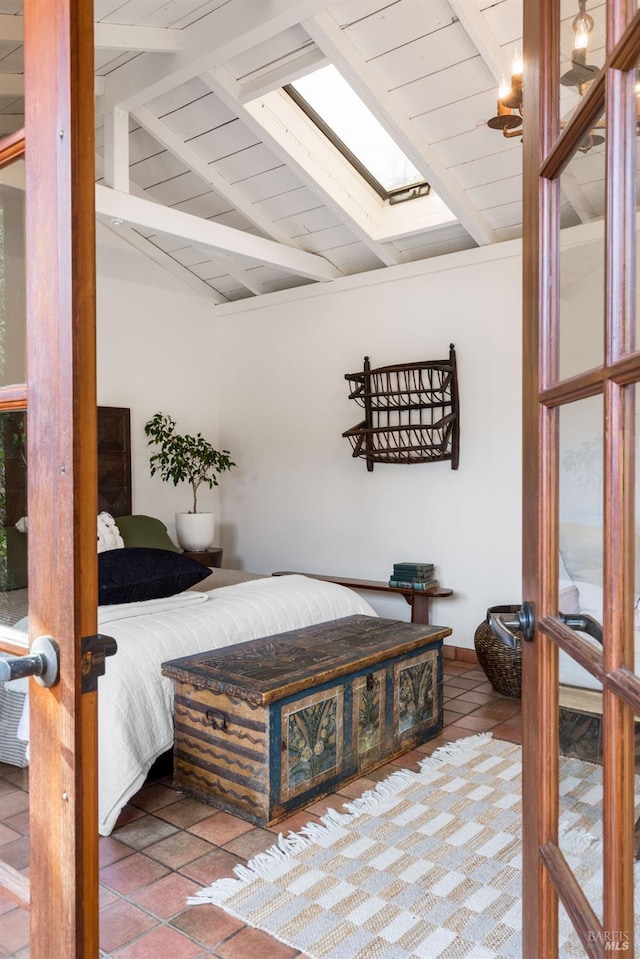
0,157,24,388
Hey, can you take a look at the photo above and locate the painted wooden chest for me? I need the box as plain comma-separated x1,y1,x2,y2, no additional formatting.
161,614,450,826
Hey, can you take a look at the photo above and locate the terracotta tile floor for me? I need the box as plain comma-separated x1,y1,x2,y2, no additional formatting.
0,660,522,958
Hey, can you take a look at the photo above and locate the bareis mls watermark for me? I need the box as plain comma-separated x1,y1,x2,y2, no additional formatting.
588,931,631,951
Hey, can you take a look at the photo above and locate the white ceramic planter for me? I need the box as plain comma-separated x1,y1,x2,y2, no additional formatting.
175,512,215,552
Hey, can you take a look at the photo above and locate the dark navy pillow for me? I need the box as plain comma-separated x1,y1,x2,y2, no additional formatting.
98,547,210,605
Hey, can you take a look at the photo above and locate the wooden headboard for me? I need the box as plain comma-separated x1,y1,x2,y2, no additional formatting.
4,406,132,523
97,406,131,517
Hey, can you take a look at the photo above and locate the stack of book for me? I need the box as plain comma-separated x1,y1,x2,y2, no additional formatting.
389,562,438,591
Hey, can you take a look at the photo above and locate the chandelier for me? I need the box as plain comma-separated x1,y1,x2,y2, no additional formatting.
487,0,605,152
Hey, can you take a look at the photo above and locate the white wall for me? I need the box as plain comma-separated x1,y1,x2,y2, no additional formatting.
96,224,220,544
214,245,524,649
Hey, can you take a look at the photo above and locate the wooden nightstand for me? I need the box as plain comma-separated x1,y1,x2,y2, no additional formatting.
181,547,223,568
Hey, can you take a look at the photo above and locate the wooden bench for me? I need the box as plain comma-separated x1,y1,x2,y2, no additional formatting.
272,571,453,625
162,614,450,826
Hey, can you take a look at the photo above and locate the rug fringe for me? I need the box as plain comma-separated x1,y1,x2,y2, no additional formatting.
188,733,497,907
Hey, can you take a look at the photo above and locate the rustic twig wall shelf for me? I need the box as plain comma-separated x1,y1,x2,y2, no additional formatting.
342,344,459,472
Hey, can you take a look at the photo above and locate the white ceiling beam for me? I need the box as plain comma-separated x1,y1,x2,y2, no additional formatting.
236,46,326,103
95,184,341,281
103,107,130,193
95,0,331,118
95,24,181,53
131,105,299,247
0,15,181,52
447,0,510,85
96,151,253,299
204,67,403,267
304,10,498,248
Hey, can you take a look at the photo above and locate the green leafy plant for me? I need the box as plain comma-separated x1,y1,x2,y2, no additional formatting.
144,412,236,514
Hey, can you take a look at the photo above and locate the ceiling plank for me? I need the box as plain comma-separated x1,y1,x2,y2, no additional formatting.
0,14,20,43
0,75,22,96
448,0,592,223
95,183,342,281
130,104,301,247
304,9,499,248
95,0,333,119
0,15,181,51
205,66,404,267
0,115,23,135
100,219,229,304
560,169,599,224
196,249,270,295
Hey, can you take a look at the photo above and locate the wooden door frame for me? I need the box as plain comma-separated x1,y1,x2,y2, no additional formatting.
0,1,99,954
522,2,640,956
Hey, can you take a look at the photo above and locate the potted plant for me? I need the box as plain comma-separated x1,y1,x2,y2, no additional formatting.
144,412,236,551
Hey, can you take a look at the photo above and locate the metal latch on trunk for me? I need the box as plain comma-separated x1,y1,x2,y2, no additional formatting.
81,634,117,692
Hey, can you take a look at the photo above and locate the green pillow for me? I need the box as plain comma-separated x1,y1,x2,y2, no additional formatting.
115,515,179,552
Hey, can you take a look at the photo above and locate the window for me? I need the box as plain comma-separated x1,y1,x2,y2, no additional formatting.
286,65,430,203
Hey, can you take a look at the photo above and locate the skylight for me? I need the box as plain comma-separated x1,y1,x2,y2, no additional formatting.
287,65,429,201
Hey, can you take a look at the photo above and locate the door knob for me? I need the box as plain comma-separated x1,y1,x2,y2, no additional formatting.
559,612,603,644
0,636,59,688
489,601,536,647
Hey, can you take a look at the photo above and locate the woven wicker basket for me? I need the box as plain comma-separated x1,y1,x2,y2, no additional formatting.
474,605,522,698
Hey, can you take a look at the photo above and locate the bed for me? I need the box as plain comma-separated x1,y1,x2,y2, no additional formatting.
0,514,377,835
0,407,376,835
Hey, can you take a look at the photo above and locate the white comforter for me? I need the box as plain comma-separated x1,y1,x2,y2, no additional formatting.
94,575,376,834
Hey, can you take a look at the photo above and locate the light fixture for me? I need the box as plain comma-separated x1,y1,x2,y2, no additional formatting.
486,48,523,140
487,0,606,152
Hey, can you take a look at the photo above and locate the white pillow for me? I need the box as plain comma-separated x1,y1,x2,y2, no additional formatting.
97,512,124,553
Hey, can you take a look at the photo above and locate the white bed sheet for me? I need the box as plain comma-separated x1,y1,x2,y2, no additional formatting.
93,574,376,834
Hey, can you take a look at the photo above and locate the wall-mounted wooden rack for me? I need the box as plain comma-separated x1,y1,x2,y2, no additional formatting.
342,344,459,472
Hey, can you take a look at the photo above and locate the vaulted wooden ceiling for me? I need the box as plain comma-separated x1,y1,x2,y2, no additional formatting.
0,0,607,305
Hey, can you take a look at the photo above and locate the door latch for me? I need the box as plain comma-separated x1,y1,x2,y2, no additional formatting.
81,634,117,693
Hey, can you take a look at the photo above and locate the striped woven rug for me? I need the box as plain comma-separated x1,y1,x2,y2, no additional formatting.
190,734,639,959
